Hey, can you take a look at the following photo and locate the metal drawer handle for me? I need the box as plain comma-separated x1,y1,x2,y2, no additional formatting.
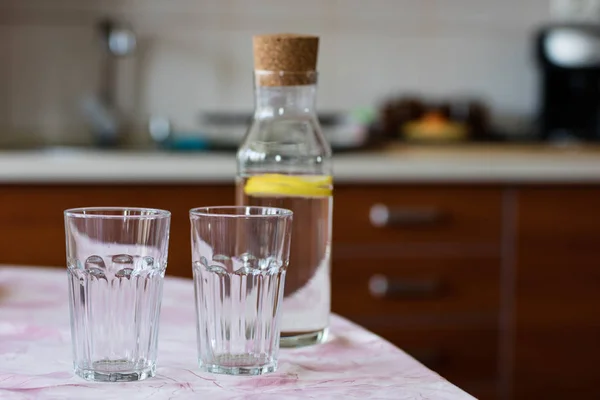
368,274,443,299
369,204,444,228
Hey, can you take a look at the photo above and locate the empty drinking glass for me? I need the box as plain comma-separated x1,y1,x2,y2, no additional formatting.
190,206,293,375
64,207,171,382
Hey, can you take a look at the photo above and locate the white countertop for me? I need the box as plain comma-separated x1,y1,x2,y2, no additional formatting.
1,144,600,184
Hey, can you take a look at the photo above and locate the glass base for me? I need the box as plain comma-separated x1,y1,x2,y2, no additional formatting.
200,355,277,376
280,327,328,348
74,360,156,382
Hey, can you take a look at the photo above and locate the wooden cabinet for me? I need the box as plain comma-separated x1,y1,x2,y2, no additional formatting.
1,182,599,399
331,186,503,399
0,185,233,276
331,257,500,317
332,186,503,245
514,188,600,400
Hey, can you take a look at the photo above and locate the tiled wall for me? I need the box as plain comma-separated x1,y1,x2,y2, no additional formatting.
0,0,551,144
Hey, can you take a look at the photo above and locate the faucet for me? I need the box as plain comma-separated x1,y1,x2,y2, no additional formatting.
81,18,136,147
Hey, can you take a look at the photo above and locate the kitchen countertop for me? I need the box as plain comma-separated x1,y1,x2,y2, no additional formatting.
1,144,600,184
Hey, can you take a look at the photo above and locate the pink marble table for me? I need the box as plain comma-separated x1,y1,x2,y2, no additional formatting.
0,266,475,400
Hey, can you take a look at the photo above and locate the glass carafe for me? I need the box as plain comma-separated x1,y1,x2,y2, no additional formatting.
236,71,332,347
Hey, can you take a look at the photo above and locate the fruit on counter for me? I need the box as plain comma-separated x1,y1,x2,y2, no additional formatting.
402,111,468,142
378,96,490,142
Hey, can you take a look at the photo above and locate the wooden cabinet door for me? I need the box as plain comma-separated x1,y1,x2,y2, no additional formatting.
515,187,600,399
0,184,234,277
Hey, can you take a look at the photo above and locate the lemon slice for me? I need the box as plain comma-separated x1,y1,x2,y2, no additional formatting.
244,174,332,197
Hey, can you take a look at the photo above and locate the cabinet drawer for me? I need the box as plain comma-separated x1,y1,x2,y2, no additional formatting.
367,325,499,396
333,186,502,245
331,257,500,319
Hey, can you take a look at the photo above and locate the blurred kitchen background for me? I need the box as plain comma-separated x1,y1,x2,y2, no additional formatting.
2,1,600,400
2,0,597,150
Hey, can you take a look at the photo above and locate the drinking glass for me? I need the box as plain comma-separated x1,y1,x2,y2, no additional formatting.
64,207,171,382
190,206,293,375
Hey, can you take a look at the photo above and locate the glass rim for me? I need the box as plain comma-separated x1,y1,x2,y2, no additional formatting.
64,207,171,219
189,206,293,219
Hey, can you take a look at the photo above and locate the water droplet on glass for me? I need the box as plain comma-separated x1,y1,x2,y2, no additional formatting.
112,254,134,265
116,268,134,279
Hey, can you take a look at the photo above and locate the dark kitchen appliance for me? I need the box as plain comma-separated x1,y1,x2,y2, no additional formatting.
536,24,600,141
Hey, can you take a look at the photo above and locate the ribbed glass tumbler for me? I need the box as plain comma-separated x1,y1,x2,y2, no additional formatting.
190,206,293,375
64,207,171,382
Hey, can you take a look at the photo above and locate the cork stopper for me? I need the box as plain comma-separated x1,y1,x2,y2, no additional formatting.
253,34,319,86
